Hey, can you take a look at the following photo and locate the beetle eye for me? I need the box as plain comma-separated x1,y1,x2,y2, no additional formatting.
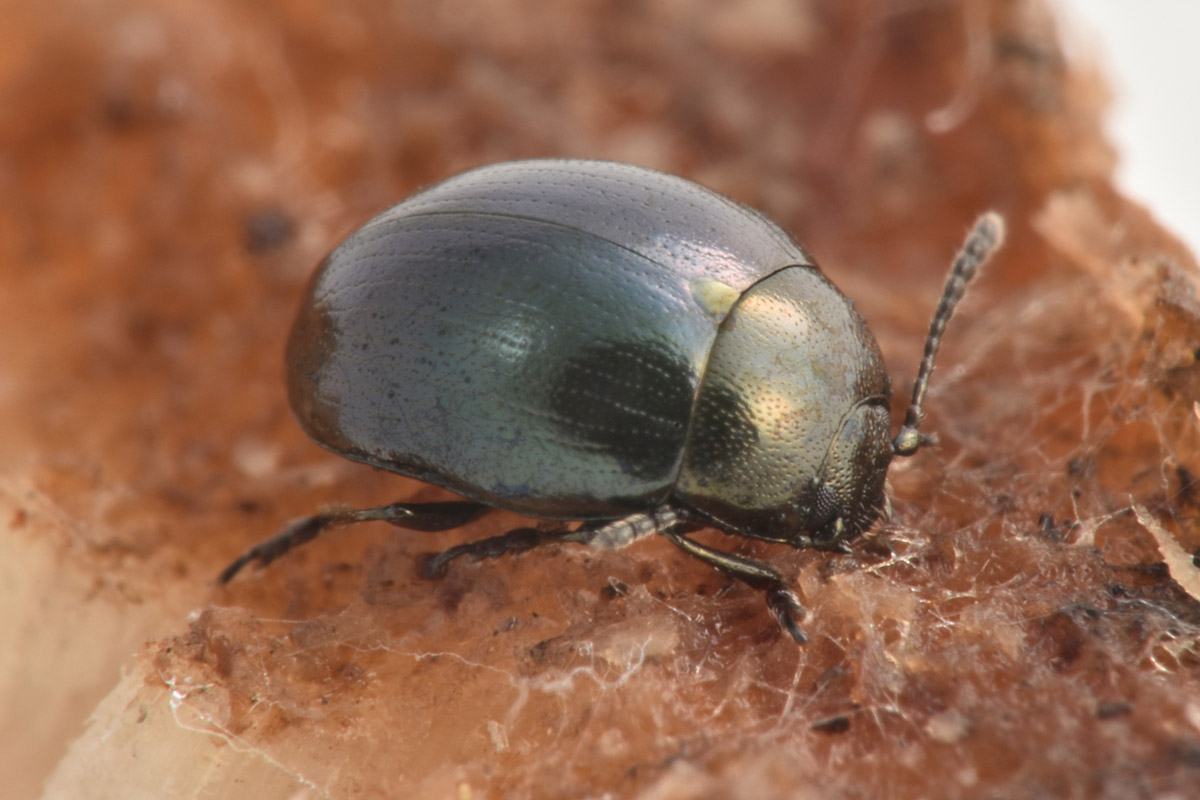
808,480,840,529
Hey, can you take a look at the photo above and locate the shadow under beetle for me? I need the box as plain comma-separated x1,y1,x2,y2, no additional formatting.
220,159,1004,643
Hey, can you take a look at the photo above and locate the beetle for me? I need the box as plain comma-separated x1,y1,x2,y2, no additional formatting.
220,159,1004,643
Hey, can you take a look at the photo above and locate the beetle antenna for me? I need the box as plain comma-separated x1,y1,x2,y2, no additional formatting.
892,212,1004,457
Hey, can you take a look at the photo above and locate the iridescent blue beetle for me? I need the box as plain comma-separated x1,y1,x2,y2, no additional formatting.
221,160,1004,643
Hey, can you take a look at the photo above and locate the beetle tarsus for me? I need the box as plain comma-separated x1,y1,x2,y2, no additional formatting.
219,513,332,583
766,585,808,644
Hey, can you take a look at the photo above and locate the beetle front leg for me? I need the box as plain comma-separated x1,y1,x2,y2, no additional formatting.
661,529,807,644
219,500,494,583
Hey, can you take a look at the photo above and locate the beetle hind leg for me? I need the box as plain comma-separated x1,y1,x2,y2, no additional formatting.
218,500,494,584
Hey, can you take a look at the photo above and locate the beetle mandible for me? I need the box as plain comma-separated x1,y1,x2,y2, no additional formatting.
220,159,1004,643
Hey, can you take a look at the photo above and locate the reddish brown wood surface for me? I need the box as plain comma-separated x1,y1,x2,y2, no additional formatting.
3,2,1199,798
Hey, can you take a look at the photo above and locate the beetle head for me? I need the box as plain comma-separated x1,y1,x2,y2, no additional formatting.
782,398,894,548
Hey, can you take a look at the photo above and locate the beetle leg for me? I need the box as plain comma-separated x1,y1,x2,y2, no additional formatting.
660,529,808,644
573,507,698,549
218,500,493,583
420,507,694,577
419,526,580,577
363,500,496,531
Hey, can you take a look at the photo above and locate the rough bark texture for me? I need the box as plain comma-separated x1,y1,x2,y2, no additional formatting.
3,1,1199,798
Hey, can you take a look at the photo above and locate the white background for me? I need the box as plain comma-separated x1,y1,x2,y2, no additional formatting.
1054,1,1200,255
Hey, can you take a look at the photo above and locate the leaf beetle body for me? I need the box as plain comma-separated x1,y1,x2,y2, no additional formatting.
224,159,1004,643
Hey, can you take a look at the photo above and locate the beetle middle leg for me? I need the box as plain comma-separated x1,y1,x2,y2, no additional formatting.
218,500,494,583
418,507,695,577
